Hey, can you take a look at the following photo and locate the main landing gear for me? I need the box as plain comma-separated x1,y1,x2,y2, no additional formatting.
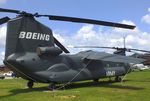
48,83,56,91
27,81,34,88
115,76,122,82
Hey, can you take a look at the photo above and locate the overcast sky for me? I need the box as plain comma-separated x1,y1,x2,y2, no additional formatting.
0,0,150,64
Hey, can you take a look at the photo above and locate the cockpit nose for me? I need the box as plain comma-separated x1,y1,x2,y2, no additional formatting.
4,53,25,66
4,54,17,63
3,54,21,72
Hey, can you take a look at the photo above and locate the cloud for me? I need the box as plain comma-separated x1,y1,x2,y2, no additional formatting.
0,0,7,5
0,25,6,64
0,25,7,48
54,20,150,54
142,8,150,25
0,51,5,64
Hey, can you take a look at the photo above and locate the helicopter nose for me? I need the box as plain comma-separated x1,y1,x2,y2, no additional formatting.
4,54,23,66
5,54,17,63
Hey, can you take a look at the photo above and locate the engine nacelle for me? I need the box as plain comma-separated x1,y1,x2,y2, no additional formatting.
36,47,62,56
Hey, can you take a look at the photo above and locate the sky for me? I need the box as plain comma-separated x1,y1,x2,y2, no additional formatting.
0,0,150,64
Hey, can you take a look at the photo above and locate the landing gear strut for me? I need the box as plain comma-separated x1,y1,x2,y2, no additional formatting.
27,81,34,88
48,83,56,91
115,76,122,82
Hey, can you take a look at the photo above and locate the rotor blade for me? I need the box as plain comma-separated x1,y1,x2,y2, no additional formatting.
123,36,126,49
53,37,70,53
49,16,135,29
129,48,150,53
69,45,117,49
0,17,10,25
0,8,20,14
71,45,150,53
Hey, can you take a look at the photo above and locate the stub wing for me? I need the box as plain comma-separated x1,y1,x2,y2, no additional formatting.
77,50,145,64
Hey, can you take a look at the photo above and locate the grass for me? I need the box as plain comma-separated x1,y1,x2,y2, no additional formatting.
0,70,150,101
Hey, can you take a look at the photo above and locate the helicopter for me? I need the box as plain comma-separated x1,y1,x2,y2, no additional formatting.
0,8,145,90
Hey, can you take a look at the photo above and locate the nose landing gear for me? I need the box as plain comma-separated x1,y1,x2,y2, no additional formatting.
48,83,56,91
115,76,122,82
27,81,34,88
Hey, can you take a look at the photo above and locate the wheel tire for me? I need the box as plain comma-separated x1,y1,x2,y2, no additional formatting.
115,76,122,82
27,81,33,88
48,83,56,91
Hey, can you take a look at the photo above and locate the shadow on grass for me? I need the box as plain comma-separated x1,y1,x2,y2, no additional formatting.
0,87,48,99
130,79,150,82
64,80,144,90
0,80,144,99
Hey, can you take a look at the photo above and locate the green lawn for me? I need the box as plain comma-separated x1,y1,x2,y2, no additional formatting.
0,70,150,101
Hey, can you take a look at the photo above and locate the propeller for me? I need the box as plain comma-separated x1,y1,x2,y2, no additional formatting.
48,15,135,29
0,8,136,29
0,8,34,25
0,8,69,53
53,37,70,53
70,45,150,53
0,17,10,25
0,8,21,14
0,8,137,53
127,48,150,53
69,35,150,55
36,14,135,29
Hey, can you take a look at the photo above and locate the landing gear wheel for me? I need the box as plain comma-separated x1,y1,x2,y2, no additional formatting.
115,76,122,82
48,83,56,91
27,81,33,88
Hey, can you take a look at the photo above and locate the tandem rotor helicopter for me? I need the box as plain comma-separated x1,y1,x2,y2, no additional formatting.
0,8,147,90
